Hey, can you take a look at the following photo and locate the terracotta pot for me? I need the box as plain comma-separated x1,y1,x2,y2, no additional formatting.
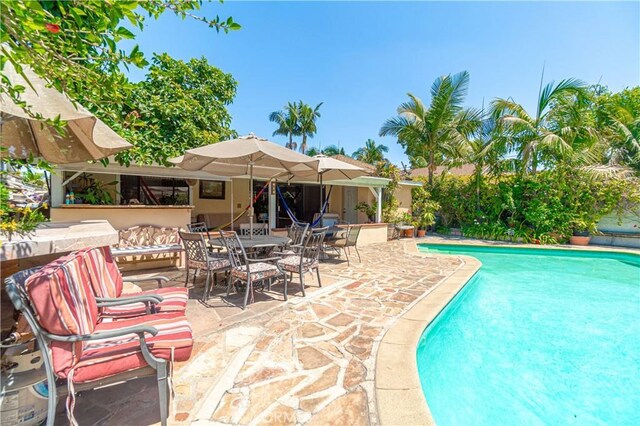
417,229,426,237
403,228,414,238
569,235,591,246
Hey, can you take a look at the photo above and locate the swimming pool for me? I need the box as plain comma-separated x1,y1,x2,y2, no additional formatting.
416,244,640,425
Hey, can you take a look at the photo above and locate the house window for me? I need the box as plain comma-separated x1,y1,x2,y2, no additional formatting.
199,180,226,200
120,175,190,205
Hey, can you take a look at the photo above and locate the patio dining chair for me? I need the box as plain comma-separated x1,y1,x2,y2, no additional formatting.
4,254,193,426
284,222,310,254
78,246,188,318
240,222,269,236
188,222,222,254
179,231,231,301
277,227,327,295
324,225,362,266
218,231,287,309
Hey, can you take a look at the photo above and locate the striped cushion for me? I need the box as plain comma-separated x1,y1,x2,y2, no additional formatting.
80,246,123,299
101,287,189,318
26,253,99,336
26,253,100,376
277,255,318,273
60,312,193,382
231,262,280,281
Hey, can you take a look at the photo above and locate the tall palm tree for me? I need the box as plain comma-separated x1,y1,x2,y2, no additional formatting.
269,102,299,150
380,71,480,185
491,77,589,174
352,139,389,164
297,101,323,154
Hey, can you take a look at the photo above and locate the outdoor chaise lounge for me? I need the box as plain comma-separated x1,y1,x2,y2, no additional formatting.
4,252,193,426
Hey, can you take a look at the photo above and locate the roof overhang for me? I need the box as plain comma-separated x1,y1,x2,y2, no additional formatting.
54,160,232,181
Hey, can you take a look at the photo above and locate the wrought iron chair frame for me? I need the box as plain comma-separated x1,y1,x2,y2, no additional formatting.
179,231,230,301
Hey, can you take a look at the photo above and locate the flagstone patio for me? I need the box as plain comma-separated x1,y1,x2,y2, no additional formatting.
57,239,470,425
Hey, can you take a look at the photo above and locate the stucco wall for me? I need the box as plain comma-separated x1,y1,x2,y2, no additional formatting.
51,206,192,230
394,186,413,215
192,178,250,219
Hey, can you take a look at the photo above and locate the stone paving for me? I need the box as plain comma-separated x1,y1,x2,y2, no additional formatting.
59,239,466,425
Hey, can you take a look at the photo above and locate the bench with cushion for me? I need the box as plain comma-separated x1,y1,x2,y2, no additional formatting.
111,224,183,260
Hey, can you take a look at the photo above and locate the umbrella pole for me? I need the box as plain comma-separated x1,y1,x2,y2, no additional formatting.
249,162,254,239
319,174,323,227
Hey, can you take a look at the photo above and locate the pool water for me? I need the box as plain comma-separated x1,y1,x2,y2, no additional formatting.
416,244,640,425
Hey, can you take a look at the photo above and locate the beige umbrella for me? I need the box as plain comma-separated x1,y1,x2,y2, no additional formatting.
287,155,369,221
171,133,319,237
1,61,131,163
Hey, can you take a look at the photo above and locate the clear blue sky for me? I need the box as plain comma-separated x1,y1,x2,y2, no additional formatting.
124,1,640,165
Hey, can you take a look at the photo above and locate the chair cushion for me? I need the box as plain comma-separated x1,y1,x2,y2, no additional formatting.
26,253,99,336
231,262,280,281
187,255,230,271
277,255,318,273
55,312,193,382
100,287,189,318
80,246,124,299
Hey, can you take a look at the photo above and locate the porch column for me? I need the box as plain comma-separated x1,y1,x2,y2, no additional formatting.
268,181,277,230
50,171,64,207
375,187,383,223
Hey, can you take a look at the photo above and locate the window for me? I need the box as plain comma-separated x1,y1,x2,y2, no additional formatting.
199,180,226,199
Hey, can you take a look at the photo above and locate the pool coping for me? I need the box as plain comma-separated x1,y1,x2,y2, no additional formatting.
375,248,481,426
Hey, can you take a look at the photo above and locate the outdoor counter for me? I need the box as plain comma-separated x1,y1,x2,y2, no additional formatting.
51,205,194,230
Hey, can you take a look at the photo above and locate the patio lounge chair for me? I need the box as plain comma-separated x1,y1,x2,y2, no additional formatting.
277,227,327,295
4,253,193,426
218,231,287,309
78,246,188,318
324,225,362,266
179,231,231,301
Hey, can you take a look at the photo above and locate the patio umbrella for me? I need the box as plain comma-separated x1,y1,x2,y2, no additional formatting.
288,155,369,222
170,133,318,237
1,61,131,164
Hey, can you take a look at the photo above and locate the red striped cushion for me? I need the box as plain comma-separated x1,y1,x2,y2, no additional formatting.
101,287,188,318
79,246,124,299
67,312,193,383
26,253,99,336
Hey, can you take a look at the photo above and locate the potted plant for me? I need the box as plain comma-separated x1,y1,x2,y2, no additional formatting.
569,219,595,246
413,199,440,238
355,201,377,223
400,212,414,237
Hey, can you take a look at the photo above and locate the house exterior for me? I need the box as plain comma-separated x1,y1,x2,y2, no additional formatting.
49,157,420,243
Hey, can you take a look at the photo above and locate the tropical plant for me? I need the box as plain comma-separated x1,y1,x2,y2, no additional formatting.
117,54,237,166
491,76,591,174
306,145,346,157
269,102,300,150
380,71,481,184
1,1,239,134
594,87,640,173
352,139,389,165
355,201,377,222
297,102,323,154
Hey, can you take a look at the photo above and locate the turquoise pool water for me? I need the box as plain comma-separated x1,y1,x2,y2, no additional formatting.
416,244,640,425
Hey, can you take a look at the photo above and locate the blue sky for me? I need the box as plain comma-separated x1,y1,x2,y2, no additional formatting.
124,1,640,165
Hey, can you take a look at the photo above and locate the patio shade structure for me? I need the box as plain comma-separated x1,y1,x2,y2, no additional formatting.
288,155,369,219
1,61,131,164
170,133,319,237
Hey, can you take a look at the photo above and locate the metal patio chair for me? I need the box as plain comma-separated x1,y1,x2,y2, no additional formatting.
277,227,327,295
218,231,287,309
324,225,362,266
179,231,231,301
4,254,193,426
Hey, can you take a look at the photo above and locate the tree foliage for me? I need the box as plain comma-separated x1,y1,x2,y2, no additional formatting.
269,101,322,153
117,54,237,166
380,71,481,184
352,139,389,165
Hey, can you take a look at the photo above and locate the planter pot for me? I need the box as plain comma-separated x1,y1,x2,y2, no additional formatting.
570,235,591,246
403,228,414,238
417,229,426,237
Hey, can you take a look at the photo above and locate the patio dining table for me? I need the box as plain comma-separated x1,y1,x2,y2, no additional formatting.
208,235,291,250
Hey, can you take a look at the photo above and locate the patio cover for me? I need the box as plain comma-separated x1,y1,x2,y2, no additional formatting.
1,61,131,163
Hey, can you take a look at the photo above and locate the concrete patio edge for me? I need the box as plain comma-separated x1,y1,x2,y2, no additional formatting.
375,249,481,426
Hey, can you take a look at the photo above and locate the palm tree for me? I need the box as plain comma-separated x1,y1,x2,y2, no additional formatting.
269,102,299,150
305,147,321,157
297,101,323,154
491,77,589,174
322,144,346,156
380,71,481,185
352,139,389,164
